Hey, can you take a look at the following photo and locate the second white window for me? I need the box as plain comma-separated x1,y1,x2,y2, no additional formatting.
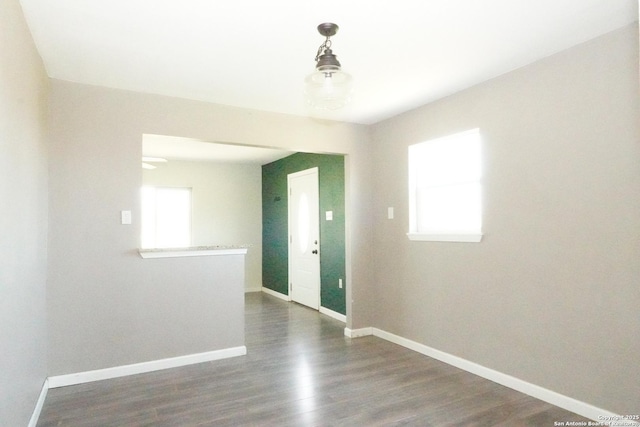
141,186,192,248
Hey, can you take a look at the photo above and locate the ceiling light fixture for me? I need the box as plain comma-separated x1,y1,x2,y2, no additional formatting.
141,156,167,170
142,157,168,163
304,23,353,110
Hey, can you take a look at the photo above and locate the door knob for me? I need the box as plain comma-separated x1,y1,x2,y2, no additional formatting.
312,250,318,254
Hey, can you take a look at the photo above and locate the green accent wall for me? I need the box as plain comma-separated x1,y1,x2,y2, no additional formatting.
262,152,346,315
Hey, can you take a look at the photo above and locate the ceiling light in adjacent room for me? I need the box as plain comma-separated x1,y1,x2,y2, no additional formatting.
142,157,167,170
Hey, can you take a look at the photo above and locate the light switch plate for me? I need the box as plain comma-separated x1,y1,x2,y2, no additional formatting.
326,211,333,221
121,210,132,225
388,207,394,219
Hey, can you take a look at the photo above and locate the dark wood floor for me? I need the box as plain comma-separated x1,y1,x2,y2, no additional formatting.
38,292,591,426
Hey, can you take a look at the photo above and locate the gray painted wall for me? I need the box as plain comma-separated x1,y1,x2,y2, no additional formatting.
370,24,640,414
8,2,633,421
47,80,373,374
0,1,49,425
143,159,263,291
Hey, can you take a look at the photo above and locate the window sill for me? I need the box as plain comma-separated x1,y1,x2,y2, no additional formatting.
407,233,483,243
138,245,249,259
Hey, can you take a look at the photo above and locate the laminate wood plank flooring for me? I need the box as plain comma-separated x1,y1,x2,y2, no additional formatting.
38,292,591,426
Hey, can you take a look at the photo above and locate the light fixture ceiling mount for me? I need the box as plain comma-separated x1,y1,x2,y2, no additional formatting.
304,23,353,111
317,22,338,38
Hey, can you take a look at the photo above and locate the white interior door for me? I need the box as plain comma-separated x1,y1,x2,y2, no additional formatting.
288,167,320,310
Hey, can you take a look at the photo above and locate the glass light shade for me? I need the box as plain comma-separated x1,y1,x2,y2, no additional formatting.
304,69,353,110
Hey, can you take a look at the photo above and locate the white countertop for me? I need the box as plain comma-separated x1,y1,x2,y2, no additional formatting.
138,245,249,259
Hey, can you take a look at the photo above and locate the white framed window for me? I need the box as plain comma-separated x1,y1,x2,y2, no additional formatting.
140,186,192,248
408,128,482,242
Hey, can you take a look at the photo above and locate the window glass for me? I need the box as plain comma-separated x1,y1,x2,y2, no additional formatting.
298,192,310,253
141,186,192,248
408,129,482,242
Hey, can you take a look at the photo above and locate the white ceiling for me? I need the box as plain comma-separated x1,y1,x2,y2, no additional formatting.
143,134,294,164
20,0,637,125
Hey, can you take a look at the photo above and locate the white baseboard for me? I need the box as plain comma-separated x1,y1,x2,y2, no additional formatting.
319,307,346,323
370,328,637,425
261,287,290,301
261,288,345,322
344,327,373,338
245,286,263,293
28,379,49,427
48,346,247,389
